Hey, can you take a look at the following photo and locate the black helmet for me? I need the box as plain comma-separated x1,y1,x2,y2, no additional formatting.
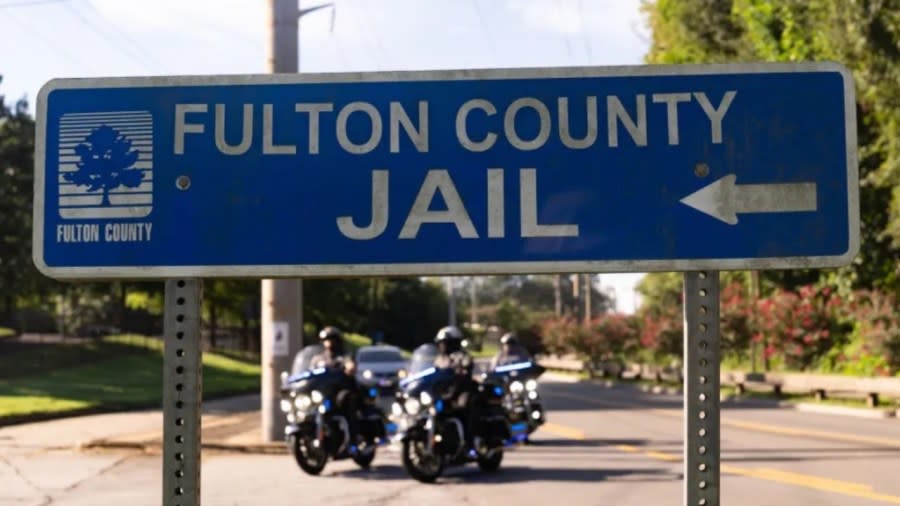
318,326,345,355
500,332,519,347
434,325,464,354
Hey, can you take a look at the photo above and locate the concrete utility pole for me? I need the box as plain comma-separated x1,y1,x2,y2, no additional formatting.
446,277,457,327
261,0,331,443
554,275,562,317
468,277,478,327
584,274,592,324
571,273,581,321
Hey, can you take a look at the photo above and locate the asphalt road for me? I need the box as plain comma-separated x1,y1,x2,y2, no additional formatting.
3,378,900,505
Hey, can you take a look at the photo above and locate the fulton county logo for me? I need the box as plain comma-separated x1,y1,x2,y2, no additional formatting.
58,111,153,219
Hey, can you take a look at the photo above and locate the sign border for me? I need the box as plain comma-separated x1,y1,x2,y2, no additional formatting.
33,62,859,280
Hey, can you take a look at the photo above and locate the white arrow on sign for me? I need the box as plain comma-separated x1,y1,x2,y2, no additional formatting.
680,174,817,225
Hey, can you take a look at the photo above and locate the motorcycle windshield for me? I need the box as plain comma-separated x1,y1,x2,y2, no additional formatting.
288,366,347,395
399,365,455,395
489,360,546,380
493,354,533,368
290,344,325,377
408,344,438,375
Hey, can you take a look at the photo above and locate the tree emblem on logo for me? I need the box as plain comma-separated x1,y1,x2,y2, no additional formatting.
65,125,144,206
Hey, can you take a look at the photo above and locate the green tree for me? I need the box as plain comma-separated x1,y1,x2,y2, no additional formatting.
0,77,38,330
304,277,449,351
635,272,682,309
495,297,529,332
203,279,259,349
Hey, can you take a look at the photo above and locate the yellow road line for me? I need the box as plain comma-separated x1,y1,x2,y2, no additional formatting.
720,465,900,504
645,407,900,449
645,450,680,462
721,418,900,449
541,420,900,504
539,422,586,440
750,467,871,492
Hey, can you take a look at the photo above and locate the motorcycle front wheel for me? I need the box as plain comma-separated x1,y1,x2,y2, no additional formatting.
477,448,503,472
291,434,328,475
401,438,444,483
352,443,376,469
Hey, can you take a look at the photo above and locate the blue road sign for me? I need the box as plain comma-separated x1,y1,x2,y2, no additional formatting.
34,63,858,279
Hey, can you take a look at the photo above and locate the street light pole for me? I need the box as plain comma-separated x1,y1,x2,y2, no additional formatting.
446,277,457,327
261,0,332,444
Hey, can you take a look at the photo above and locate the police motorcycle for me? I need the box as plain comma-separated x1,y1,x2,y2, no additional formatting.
279,344,389,475
393,344,511,483
388,343,437,433
482,359,546,439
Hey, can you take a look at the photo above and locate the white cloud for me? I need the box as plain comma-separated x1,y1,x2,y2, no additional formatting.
507,0,647,42
90,0,263,41
599,273,645,314
89,0,366,45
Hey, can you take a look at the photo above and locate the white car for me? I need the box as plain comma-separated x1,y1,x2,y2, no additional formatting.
354,345,409,393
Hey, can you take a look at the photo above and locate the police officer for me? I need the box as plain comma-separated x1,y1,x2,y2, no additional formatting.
433,325,474,375
311,326,361,445
490,332,531,370
312,326,356,375
432,325,482,446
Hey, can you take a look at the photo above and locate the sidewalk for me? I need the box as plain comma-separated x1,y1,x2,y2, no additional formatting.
0,394,284,455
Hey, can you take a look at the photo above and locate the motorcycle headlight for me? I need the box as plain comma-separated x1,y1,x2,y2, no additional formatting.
526,379,538,391
404,398,421,415
510,381,524,393
295,394,312,411
280,399,293,413
398,369,408,379
528,390,539,400
420,391,433,406
363,370,373,379
310,390,324,404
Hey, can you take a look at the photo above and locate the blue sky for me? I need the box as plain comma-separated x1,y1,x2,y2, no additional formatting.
1,0,649,311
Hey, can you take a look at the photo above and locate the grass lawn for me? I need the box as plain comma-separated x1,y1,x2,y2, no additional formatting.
0,337,150,379
471,343,499,359
344,333,372,353
0,337,259,424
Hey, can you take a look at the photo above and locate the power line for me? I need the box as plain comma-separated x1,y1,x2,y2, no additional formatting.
330,18,351,71
80,0,168,71
556,0,574,61
0,0,68,8
0,7,98,72
470,0,497,65
61,0,156,71
579,0,593,64
355,0,388,70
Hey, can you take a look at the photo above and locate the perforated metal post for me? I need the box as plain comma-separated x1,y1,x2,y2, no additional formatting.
684,271,720,506
163,279,202,506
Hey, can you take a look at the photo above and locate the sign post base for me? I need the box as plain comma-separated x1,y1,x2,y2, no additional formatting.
163,279,202,506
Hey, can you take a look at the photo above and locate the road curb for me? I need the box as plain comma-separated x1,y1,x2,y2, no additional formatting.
790,402,897,419
78,438,287,455
557,374,900,421
541,371,584,383
638,384,683,395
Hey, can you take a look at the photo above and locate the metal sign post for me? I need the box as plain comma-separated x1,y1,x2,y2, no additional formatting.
162,279,202,506
684,271,720,506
